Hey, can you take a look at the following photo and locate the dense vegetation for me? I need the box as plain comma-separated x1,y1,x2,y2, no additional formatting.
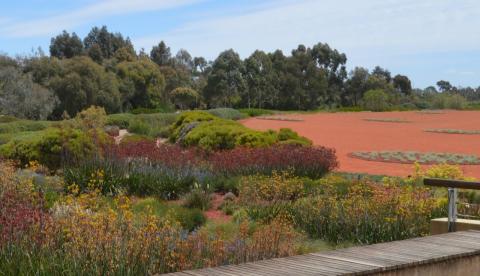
1,25,478,275
3,105,477,274
1,25,479,121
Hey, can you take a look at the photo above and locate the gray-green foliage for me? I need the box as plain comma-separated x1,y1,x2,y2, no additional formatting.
0,67,58,120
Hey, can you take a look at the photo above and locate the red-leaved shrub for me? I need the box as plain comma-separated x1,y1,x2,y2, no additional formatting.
209,145,338,178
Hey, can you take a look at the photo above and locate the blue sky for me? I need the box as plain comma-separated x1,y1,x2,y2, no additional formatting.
0,0,479,88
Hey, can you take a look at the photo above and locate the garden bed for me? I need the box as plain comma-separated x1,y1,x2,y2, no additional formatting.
425,129,480,135
363,118,411,123
350,151,480,165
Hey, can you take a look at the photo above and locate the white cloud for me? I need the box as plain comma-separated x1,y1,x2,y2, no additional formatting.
133,0,480,64
0,0,202,37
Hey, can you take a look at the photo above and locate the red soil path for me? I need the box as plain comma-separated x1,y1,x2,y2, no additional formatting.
241,110,480,179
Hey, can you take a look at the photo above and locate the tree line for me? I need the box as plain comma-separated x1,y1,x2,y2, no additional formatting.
0,25,479,120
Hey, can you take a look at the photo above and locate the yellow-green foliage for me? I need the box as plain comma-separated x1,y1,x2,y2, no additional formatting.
0,106,112,169
169,111,311,150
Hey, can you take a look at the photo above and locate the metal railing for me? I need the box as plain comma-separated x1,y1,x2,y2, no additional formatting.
424,178,480,232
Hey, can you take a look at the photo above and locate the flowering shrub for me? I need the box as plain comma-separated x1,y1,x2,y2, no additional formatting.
0,172,300,274
210,145,338,178
291,180,444,244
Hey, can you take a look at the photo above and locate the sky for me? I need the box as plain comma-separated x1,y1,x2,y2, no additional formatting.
0,0,479,88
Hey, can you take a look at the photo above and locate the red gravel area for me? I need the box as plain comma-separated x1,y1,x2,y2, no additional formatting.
204,193,231,222
241,110,480,179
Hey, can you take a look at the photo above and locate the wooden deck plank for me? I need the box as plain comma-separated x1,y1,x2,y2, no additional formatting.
161,231,480,276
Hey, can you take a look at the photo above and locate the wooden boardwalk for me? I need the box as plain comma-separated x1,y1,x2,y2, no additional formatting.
164,230,480,275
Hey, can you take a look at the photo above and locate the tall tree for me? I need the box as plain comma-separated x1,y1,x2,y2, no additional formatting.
150,41,172,66
50,31,84,59
174,49,193,71
436,80,453,92
244,50,276,108
84,26,134,62
372,66,392,83
344,67,369,106
116,58,167,109
393,74,412,95
204,49,246,107
49,56,121,117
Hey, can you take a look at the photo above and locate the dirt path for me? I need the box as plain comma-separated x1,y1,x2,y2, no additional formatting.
241,110,480,178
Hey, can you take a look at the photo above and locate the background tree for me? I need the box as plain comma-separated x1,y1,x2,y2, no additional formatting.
437,80,453,92
372,66,392,83
84,26,134,63
0,67,57,119
50,31,84,59
150,41,172,66
344,67,369,106
49,56,121,117
116,58,166,109
393,74,412,95
204,49,246,107
244,50,276,108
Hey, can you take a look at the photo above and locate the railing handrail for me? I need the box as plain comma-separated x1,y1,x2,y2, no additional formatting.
424,178,480,190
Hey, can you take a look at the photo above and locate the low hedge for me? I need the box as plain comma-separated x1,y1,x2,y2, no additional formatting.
169,111,311,150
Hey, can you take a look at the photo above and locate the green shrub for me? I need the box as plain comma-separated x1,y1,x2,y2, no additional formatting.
174,208,206,231
169,111,218,142
432,93,467,110
130,104,174,114
182,186,212,211
170,111,310,151
362,89,390,111
0,127,109,170
207,108,246,120
106,113,134,129
131,198,206,231
128,119,150,135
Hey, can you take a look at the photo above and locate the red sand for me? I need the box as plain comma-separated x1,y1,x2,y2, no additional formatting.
204,193,231,221
241,110,480,179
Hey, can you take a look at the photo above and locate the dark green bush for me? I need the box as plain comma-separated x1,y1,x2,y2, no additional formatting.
106,113,134,129
174,208,206,231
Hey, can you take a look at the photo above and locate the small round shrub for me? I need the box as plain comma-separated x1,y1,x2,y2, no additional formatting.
182,188,212,211
175,208,206,231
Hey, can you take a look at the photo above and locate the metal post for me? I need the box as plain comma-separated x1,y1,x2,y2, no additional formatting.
447,187,457,232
